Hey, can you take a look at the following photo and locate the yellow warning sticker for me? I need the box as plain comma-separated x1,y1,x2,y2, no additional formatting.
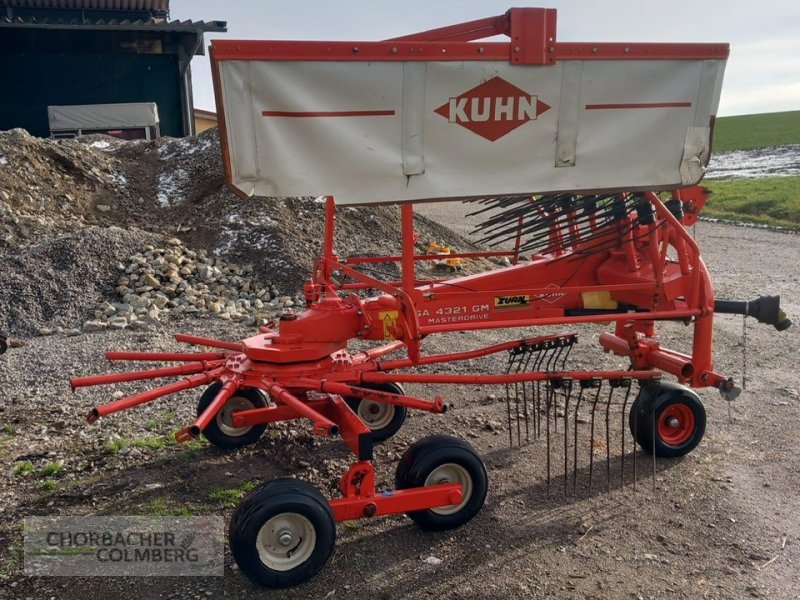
494,295,530,309
378,310,399,339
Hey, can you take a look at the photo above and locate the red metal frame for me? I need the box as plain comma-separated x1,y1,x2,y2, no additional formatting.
209,8,728,64
74,8,735,524
73,183,731,520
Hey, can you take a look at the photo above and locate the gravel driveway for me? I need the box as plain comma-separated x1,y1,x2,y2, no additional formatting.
0,216,798,600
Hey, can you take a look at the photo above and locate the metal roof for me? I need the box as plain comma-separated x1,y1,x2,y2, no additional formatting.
0,1,169,10
0,15,227,34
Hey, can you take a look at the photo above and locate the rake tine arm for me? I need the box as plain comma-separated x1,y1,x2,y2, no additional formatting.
174,333,244,352
106,351,229,363
350,341,406,364
86,367,225,424
367,370,658,385
185,378,241,439
262,381,339,437
306,380,446,413
377,337,555,371
71,360,226,390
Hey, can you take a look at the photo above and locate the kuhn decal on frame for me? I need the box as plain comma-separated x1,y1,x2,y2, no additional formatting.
435,76,551,141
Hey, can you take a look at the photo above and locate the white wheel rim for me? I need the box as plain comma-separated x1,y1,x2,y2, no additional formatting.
356,400,395,431
424,463,472,516
256,513,316,572
216,395,257,437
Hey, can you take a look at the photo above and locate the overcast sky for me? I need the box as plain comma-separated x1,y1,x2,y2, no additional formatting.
172,0,800,117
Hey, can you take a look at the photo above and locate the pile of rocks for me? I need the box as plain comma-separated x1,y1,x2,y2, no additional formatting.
79,238,302,333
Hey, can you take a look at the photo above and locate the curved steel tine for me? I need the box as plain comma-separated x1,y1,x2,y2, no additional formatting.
588,379,603,493
546,381,553,496
620,379,633,487
562,379,573,494
605,381,618,493
572,383,586,493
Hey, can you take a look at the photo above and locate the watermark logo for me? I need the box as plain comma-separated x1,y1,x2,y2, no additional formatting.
24,516,224,576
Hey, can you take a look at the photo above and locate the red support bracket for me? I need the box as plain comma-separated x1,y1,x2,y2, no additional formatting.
326,394,373,461
508,8,557,65
328,461,463,522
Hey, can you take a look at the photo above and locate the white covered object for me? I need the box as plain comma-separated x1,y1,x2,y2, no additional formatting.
48,102,160,131
216,58,725,205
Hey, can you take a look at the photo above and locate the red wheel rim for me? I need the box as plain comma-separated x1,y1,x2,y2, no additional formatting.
657,403,695,446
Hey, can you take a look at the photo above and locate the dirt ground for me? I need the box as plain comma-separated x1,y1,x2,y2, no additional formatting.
0,196,798,600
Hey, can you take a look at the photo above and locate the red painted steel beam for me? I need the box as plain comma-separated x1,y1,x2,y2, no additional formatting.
230,400,332,428
105,351,228,362
317,381,445,414
263,381,339,436
190,378,240,437
387,14,506,42
70,360,224,390
350,340,406,363
377,337,554,371
341,250,518,264
326,394,372,460
423,281,663,301
86,367,225,423
210,40,728,63
175,333,244,352
339,279,448,291
419,309,702,335
362,370,659,386
329,483,463,522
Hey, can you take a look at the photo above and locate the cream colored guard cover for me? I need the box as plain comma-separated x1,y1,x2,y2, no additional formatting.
216,58,725,205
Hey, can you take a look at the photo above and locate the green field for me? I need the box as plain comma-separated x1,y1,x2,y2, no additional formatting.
702,176,800,230
701,110,800,228
712,110,800,152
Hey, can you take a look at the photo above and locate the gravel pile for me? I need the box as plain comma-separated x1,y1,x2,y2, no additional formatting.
0,227,157,336
79,238,301,334
0,128,126,247
0,127,485,337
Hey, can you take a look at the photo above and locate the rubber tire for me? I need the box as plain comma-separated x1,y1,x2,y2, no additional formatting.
344,382,407,443
629,381,706,458
395,435,488,531
230,478,336,588
196,383,268,450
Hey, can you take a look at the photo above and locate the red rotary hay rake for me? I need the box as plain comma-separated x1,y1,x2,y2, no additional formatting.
72,8,791,587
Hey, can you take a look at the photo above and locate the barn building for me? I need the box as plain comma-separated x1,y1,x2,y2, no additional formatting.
0,0,225,138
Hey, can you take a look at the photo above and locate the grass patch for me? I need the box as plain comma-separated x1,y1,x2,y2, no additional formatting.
104,439,125,454
714,110,800,152
40,480,58,492
143,497,203,517
130,436,166,451
703,176,800,229
39,462,62,477
105,434,187,454
207,481,257,508
2,424,14,434
145,497,168,516
15,461,34,475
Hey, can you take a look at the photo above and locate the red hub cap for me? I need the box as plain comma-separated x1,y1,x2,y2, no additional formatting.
657,403,695,446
